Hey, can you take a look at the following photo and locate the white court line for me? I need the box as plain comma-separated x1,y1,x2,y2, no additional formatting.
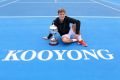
0,16,120,19
90,0,120,12
0,0,19,7
101,0,120,6
16,2,95,4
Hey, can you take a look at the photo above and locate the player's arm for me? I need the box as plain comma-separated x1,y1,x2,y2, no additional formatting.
42,34,52,40
42,18,58,40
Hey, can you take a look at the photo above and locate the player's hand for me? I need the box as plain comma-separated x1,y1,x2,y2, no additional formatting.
42,36,49,40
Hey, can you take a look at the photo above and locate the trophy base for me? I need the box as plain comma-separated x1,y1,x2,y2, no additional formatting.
49,42,58,46
49,37,58,46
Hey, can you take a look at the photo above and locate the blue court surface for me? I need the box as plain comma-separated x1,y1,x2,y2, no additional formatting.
0,0,120,80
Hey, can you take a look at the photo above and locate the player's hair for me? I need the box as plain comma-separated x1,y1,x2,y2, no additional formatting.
58,8,66,14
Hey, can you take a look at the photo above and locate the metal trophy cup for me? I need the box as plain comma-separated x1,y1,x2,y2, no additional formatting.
49,25,58,46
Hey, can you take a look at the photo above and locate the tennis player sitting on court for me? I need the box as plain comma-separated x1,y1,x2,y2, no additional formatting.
43,8,87,47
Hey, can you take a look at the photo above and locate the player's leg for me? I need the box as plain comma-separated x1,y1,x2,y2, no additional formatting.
61,34,77,43
72,24,88,47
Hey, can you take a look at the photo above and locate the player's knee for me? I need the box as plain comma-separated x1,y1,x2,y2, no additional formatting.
62,38,71,43
62,38,68,43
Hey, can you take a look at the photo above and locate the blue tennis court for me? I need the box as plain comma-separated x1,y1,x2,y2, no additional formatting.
0,0,120,80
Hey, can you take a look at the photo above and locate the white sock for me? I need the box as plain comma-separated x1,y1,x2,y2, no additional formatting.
78,35,82,41
72,39,77,42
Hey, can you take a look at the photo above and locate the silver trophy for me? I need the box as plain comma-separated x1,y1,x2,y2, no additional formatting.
49,25,58,46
